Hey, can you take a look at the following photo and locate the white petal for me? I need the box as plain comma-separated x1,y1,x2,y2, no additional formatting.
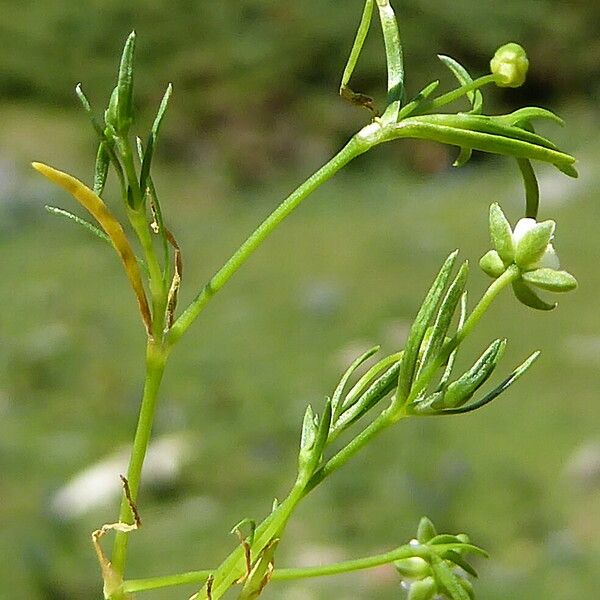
539,243,560,270
512,218,537,245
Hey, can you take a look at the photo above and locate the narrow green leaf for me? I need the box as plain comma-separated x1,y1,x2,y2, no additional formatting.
429,534,463,545
152,83,173,138
437,55,483,114
300,405,316,452
502,107,565,127
340,0,374,91
437,292,467,391
341,350,400,414
331,346,380,421
75,83,105,138
417,261,468,378
397,251,459,403
442,351,541,415
45,205,110,244
334,361,401,433
443,339,506,408
397,80,440,119
453,147,473,168
392,120,577,175
522,268,578,292
93,142,110,196
517,159,539,219
375,0,404,106
116,31,136,134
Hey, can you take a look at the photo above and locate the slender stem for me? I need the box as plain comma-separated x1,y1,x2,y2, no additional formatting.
412,74,497,115
110,340,169,578
305,409,396,494
123,543,419,593
191,482,307,599
167,137,365,345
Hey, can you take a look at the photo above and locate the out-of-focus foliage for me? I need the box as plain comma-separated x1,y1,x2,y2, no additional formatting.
1,0,598,178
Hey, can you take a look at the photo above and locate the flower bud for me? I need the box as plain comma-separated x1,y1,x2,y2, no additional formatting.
395,557,431,580
406,577,437,600
479,250,506,278
513,218,556,270
417,517,438,544
491,43,529,88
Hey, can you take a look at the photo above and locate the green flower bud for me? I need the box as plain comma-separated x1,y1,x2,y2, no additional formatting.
489,203,515,263
417,517,438,544
479,250,506,278
407,577,437,600
522,268,578,292
513,217,556,270
395,557,431,580
491,42,529,88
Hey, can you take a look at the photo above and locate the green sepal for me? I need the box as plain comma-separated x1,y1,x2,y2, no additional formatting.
479,250,506,278
93,142,110,196
512,279,556,310
437,54,483,114
430,554,470,600
417,261,468,378
407,576,437,600
417,517,438,544
490,203,516,263
395,557,431,579
514,220,555,270
397,250,459,403
440,550,478,578
429,534,464,545
104,86,119,135
331,345,380,421
442,350,540,414
522,268,578,292
443,339,506,408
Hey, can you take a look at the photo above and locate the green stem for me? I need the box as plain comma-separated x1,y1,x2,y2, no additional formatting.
122,543,418,593
410,74,497,115
110,340,169,579
305,409,396,494
167,136,366,345
340,0,374,91
191,482,307,599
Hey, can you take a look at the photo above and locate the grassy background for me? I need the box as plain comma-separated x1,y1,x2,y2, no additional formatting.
1,1,599,598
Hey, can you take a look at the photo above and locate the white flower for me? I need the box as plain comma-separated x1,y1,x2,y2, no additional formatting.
512,217,560,270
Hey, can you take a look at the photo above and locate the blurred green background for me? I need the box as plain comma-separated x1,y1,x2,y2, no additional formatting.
1,1,599,598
